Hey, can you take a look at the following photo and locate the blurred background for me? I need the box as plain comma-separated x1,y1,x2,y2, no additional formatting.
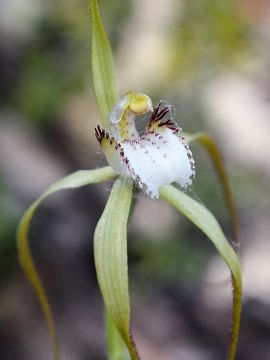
1,0,270,359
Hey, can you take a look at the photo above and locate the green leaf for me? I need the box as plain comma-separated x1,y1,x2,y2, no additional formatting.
186,132,239,249
89,0,118,127
160,185,242,360
17,166,116,360
94,177,139,360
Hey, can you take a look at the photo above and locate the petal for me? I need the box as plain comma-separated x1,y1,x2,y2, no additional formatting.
95,125,127,175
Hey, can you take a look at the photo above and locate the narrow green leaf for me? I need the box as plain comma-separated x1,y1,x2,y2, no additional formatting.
160,185,242,360
106,312,128,360
89,0,118,127
17,166,116,360
94,177,139,360
186,132,239,249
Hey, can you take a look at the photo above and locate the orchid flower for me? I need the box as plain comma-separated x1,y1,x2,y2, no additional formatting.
17,1,242,360
95,92,195,198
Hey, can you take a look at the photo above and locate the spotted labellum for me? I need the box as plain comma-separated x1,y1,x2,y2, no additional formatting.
95,92,195,198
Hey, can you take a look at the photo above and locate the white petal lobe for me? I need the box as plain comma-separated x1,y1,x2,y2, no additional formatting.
118,129,195,198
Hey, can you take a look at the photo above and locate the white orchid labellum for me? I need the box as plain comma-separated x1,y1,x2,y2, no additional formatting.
95,92,195,198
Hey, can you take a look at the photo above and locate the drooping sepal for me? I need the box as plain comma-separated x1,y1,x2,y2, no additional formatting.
94,177,140,360
160,185,242,360
17,167,117,360
185,131,239,248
